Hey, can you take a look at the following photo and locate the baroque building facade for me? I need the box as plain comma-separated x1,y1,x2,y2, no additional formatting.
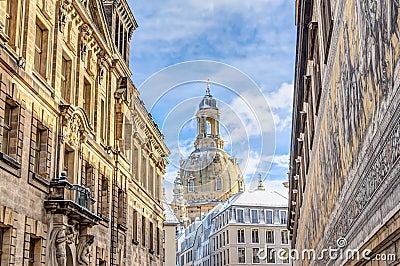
0,0,169,265
171,84,244,223
290,0,400,265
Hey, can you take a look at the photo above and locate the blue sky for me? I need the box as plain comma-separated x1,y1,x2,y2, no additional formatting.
126,0,296,196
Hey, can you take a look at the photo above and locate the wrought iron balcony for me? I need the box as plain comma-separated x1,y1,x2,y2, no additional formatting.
44,173,100,225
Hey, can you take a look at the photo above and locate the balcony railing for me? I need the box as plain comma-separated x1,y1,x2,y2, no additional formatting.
44,175,100,225
70,184,95,211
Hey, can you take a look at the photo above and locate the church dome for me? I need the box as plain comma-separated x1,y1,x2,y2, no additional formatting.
177,82,244,207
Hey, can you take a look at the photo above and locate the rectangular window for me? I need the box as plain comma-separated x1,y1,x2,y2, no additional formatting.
313,33,322,114
63,147,74,180
304,75,315,150
251,229,259,243
28,236,40,266
267,248,276,263
34,123,48,176
156,227,160,255
100,99,105,142
98,174,109,217
83,79,91,123
280,210,287,224
5,0,12,37
265,210,272,224
34,21,47,77
273,210,280,224
281,230,289,245
81,162,94,192
142,216,146,246
119,23,124,55
238,248,245,264
115,18,120,48
251,210,259,223
61,55,72,103
321,0,333,62
237,228,245,243
236,209,244,223
266,230,275,244
252,248,260,264
149,222,154,251
2,100,19,158
117,189,126,225
132,209,138,242
2,102,12,155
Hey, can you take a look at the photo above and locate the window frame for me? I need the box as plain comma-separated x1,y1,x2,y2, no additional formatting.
280,210,287,225
61,54,73,103
33,122,49,177
266,229,275,244
267,248,276,263
34,19,49,78
237,228,245,244
236,209,244,223
238,247,246,264
281,229,289,245
251,228,259,244
252,247,260,264
1,99,20,158
265,210,273,224
251,209,259,224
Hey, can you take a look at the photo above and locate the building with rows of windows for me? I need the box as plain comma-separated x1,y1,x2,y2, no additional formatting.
177,177,289,266
0,0,169,265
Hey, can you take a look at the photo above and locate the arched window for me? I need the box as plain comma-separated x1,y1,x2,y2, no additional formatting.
216,178,222,191
210,142,215,147
206,120,212,135
189,179,195,192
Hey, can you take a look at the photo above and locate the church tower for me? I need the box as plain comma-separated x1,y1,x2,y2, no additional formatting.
194,82,224,149
179,81,244,221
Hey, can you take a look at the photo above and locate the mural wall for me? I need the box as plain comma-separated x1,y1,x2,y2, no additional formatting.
295,0,400,263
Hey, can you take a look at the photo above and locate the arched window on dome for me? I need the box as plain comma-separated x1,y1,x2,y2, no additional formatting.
216,178,222,191
210,142,214,147
189,179,195,192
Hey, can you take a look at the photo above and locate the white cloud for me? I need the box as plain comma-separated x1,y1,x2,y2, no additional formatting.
266,82,294,110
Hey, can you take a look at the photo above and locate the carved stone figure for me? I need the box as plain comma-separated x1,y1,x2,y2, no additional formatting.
77,235,94,266
49,225,75,266
59,0,72,33
79,24,92,61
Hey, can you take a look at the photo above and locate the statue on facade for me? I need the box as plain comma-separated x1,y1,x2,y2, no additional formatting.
77,235,95,266
59,0,72,33
49,225,75,266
